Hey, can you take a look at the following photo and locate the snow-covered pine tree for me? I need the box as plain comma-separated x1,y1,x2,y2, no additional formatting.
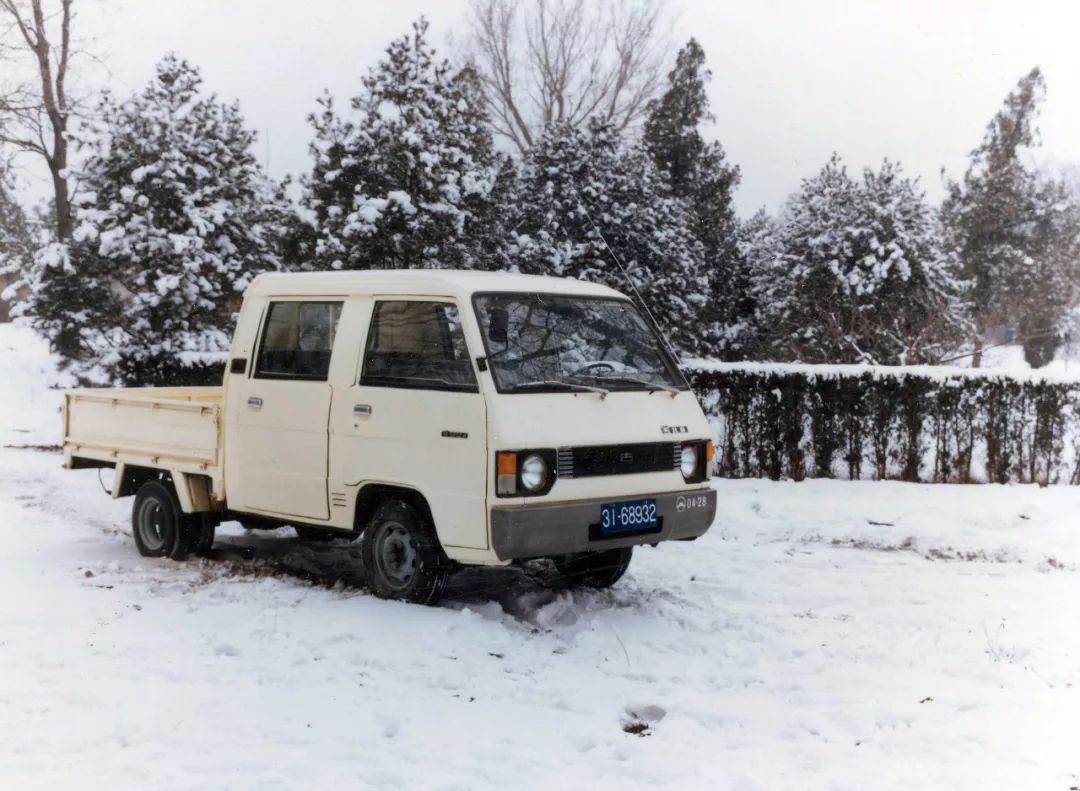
471,152,519,272
857,161,969,362
737,208,782,355
941,67,1078,367
0,163,35,321
29,54,285,384
643,38,748,357
764,154,965,365
304,20,502,271
512,120,711,357
452,64,518,272
761,155,858,361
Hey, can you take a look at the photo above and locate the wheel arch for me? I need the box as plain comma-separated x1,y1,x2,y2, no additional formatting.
113,463,162,499
353,483,437,536
114,464,213,514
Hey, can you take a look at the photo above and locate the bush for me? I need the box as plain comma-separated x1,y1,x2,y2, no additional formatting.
112,355,225,388
685,362,1080,485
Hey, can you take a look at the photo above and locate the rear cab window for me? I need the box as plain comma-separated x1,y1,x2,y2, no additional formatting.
255,301,343,381
361,300,477,392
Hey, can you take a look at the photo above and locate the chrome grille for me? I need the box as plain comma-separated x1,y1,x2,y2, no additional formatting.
557,442,681,479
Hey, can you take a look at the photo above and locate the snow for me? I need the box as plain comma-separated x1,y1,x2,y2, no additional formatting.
0,322,69,447
686,332,1080,382
965,342,1080,377
2,321,1079,789
683,356,1080,384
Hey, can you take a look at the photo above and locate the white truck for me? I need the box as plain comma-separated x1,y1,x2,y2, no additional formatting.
63,270,717,602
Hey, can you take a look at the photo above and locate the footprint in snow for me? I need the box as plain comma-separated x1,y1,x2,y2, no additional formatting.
378,715,400,739
622,703,666,736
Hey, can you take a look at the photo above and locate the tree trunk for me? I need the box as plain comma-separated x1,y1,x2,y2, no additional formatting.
0,0,74,240
971,333,983,368
51,158,71,240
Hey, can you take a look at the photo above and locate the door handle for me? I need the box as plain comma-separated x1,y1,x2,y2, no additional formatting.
353,404,372,417
247,396,263,409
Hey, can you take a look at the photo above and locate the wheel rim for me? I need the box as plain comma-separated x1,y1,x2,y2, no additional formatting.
373,522,417,591
137,497,167,551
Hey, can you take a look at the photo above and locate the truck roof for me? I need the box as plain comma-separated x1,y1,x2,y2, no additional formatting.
246,269,628,301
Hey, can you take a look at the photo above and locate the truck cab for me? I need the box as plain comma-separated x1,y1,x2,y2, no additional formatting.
64,270,716,602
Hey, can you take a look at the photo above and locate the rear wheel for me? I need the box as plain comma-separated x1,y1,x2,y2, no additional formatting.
552,547,633,589
360,500,450,604
131,480,198,560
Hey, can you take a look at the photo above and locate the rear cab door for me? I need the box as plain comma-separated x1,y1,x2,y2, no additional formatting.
226,296,344,520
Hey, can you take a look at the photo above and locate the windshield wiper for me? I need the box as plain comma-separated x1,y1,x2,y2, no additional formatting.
587,375,680,397
507,380,609,399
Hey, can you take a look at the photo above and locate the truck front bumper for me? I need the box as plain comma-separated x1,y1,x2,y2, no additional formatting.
490,488,717,561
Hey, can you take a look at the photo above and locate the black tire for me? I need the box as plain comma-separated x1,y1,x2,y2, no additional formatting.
552,546,633,589
294,526,338,543
360,499,450,604
190,514,216,556
131,480,198,561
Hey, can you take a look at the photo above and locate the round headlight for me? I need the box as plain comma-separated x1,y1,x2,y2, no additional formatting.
520,453,548,492
680,444,699,479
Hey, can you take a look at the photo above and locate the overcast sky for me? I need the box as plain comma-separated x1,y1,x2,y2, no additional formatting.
18,0,1080,215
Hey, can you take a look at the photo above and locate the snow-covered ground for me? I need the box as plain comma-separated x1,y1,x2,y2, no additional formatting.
2,322,1079,790
0,323,71,448
966,342,1080,376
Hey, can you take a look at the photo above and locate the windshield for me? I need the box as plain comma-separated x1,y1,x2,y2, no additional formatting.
473,293,688,393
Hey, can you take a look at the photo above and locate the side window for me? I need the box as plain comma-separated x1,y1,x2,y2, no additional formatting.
255,301,343,381
361,301,477,392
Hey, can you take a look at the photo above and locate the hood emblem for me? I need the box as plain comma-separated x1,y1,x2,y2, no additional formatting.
661,425,688,435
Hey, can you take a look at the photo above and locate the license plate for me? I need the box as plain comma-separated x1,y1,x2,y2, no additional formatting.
600,498,658,535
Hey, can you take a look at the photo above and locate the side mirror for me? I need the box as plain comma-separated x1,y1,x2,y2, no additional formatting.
488,307,509,344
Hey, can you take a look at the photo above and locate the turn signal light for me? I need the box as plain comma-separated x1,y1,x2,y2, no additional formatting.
705,440,715,463
496,451,517,495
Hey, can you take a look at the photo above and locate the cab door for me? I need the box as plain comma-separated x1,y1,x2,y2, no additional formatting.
232,299,343,520
329,297,488,549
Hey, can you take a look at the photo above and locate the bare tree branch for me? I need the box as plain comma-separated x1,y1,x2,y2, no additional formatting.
466,0,669,154
0,0,86,240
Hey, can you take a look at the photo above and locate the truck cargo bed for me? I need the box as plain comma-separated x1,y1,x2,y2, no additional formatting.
63,387,223,478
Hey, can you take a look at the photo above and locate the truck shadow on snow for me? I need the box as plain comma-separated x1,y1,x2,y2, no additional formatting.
205,528,586,619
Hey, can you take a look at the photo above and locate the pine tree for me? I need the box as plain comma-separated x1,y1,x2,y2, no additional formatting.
0,164,35,321
512,120,711,356
738,208,783,354
763,155,965,364
470,152,519,272
643,39,747,357
304,20,502,271
28,55,284,384
449,64,517,272
942,67,1078,367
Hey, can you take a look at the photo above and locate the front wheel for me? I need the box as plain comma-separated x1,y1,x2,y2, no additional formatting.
552,546,633,589
131,480,198,560
360,500,450,604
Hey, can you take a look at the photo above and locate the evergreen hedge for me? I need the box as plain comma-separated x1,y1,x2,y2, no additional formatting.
684,362,1080,485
